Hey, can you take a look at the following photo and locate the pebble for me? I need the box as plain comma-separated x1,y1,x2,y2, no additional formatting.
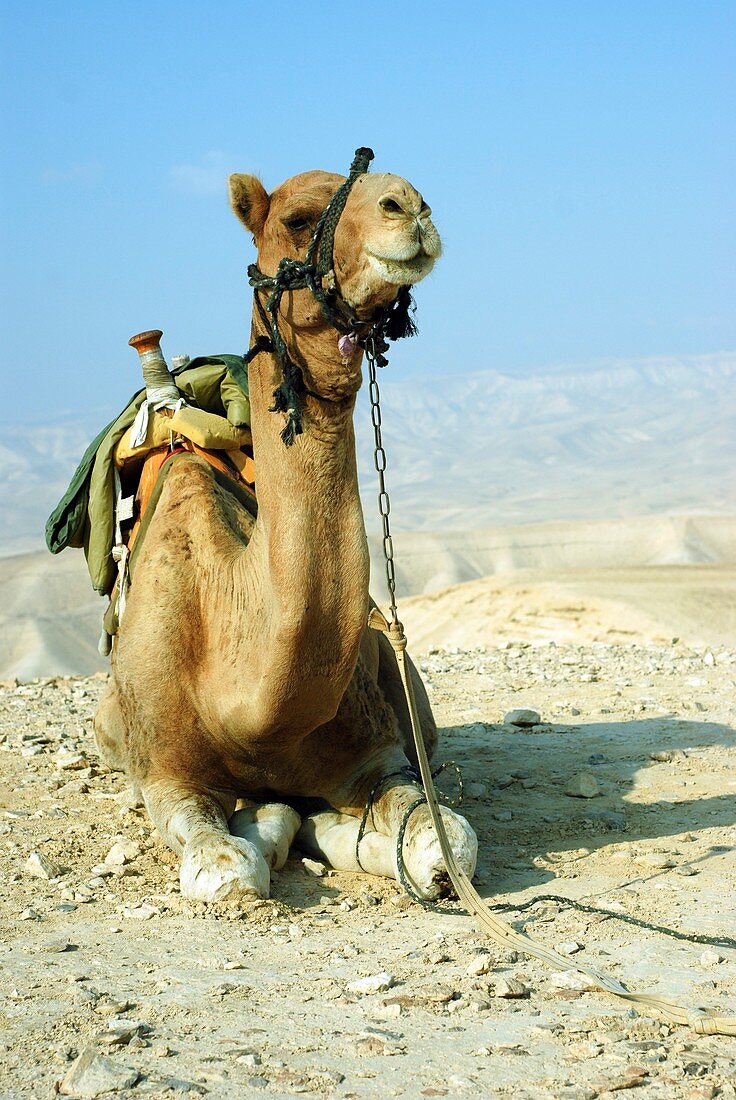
121,903,159,920
301,857,326,877
235,1052,261,1068
104,838,141,866
555,941,583,955
465,781,488,799
564,773,600,798
58,1047,139,1096
347,972,395,995
548,970,598,992
465,954,492,976
493,810,513,822
493,977,528,998
699,950,723,966
503,709,540,727
25,850,65,880
100,1019,148,1046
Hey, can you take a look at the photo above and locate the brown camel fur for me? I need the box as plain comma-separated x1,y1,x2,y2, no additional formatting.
94,159,477,903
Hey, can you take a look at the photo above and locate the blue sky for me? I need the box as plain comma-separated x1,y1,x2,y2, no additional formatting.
2,1,734,421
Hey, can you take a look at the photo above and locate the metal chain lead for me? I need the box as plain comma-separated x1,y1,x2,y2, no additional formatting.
366,338,399,626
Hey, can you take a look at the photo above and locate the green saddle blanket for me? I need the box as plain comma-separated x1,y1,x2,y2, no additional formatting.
46,354,251,595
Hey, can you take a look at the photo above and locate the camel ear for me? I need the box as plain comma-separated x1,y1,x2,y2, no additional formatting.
228,174,270,237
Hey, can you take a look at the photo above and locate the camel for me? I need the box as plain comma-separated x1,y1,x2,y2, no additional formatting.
94,152,478,904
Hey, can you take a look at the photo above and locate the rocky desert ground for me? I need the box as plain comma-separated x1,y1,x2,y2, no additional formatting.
1,635,734,1099
1,353,734,1097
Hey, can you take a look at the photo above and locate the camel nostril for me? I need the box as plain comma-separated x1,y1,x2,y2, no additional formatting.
379,195,406,216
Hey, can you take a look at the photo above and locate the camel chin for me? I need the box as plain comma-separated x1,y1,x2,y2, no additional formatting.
398,804,478,901
179,834,271,903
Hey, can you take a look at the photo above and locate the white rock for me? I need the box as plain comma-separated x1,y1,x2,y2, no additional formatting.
564,773,600,799
235,1052,261,1068
59,1047,138,1096
104,839,141,866
121,903,159,920
25,850,64,880
347,971,395,995
494,977,528,998
56,752,88,770
504,709,541,727
466,954,492,976
301,857,326,877
700,950,723,967
548,970,598,992
555,941,583,955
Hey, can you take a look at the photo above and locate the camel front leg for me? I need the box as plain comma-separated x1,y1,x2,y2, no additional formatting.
142,778,272,903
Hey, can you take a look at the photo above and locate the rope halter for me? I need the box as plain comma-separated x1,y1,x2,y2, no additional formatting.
245,146,417,445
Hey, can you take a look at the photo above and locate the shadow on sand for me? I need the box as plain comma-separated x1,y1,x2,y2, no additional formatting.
440,716,735,899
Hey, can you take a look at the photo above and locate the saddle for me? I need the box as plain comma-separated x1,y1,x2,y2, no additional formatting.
101,407,257,647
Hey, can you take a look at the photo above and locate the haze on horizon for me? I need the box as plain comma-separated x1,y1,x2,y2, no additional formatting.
2,1,734,424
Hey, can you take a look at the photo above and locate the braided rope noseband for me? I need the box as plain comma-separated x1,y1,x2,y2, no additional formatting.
243,146,417,445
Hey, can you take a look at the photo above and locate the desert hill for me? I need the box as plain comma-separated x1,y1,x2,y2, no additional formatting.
2,352,734,556
1,352,734,678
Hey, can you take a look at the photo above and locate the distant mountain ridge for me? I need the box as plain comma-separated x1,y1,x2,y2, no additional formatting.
2,352,734,556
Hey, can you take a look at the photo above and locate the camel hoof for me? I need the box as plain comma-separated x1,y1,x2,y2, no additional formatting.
180,834,270,903
399,804,477,901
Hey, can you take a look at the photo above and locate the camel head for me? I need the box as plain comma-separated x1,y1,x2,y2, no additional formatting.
228,162,442,326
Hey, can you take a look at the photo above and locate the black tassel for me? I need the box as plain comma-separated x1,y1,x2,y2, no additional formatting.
384,286,418,342
270,376,304,446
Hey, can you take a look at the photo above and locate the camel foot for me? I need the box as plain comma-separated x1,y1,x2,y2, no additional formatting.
399,804,477,901
180,833,270,903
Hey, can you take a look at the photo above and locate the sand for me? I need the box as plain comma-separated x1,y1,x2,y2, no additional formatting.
1,640,734,1098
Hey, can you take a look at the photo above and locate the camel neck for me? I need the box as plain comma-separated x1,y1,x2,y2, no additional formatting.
242,314,370,728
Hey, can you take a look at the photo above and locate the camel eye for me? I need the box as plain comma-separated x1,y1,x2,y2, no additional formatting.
284,214,311,232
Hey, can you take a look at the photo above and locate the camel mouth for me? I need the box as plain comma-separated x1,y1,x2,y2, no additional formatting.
364,248,436,286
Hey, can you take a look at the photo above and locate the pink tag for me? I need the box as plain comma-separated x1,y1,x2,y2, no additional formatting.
338,332,359,364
